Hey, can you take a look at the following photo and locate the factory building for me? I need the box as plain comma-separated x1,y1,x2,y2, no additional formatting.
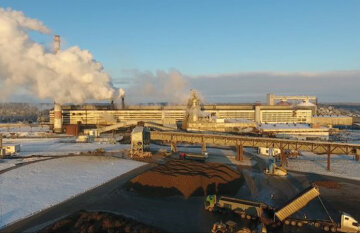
49,103,315,129
312,116,353,126
49,92,355,134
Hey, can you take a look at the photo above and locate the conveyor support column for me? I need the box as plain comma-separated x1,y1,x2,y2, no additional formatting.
327,146,331,171
202,142,207,153
236,145,244,161
171,141,177,153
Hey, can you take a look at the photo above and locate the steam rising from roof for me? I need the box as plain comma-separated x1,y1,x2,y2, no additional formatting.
0,8,117,104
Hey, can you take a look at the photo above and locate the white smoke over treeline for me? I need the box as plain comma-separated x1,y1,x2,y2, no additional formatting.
0,8,120,104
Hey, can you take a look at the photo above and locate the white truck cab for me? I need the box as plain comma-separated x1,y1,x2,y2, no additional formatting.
339,212,360,233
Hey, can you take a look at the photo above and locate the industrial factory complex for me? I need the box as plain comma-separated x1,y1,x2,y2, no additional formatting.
49,92,353,141
1,3,360,233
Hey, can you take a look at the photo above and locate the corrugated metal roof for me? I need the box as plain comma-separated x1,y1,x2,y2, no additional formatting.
275,186,320,221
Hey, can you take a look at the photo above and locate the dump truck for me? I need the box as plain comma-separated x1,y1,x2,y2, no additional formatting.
205,185,360,233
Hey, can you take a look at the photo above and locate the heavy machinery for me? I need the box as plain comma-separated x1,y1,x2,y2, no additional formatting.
205,185,360,233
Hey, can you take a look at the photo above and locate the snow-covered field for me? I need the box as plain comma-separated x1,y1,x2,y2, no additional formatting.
0,156,145,228
0,157,49,172
0,125,51,137
2,138,129,157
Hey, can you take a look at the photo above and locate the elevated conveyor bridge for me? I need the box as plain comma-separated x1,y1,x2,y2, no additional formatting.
150,131,360,171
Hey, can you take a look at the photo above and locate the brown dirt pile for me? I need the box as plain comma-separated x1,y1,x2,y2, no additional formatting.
314,180,341,189
39,210,164,233
126,159,243,198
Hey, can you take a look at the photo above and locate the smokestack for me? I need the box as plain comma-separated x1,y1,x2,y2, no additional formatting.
54,35,60,54
121,96,125,109
53,102,63,133
110,99,115,110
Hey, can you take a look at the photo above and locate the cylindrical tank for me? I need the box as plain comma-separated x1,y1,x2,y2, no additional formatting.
54,102,63,133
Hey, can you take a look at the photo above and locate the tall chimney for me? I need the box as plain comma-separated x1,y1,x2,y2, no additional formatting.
54,35,60,54
121,96,125,109
53,35,62,133
53,102,63,133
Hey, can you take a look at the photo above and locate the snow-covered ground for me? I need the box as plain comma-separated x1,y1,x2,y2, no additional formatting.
256,151,360,181
0,125,51,137
344,130,360,143
0,156,145,228
0,157,49,172
2,138,129,157
286,152,360,180
251,130,360,180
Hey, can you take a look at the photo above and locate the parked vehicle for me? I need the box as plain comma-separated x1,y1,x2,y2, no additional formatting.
205,185,360,233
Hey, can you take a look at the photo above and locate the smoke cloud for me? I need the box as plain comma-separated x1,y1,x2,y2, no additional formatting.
126,69,190,104
0,8,117,104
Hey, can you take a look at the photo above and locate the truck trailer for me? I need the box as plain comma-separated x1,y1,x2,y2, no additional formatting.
205,185,360,233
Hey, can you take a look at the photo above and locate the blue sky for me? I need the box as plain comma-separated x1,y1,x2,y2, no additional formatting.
2,0,360,75
1,0,360,102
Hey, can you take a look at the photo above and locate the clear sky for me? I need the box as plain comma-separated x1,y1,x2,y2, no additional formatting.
2,0,360,75
1,0,360,102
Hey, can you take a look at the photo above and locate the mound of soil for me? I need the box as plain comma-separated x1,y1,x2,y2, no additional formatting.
314,180,341,189
126,159,243,198
40,211,164,233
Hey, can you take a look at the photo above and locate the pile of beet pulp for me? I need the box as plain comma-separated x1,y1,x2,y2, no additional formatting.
40,211,164,233
126,159,242,198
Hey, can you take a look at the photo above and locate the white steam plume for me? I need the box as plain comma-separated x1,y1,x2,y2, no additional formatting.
126,69,190,104
0,8,116,104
